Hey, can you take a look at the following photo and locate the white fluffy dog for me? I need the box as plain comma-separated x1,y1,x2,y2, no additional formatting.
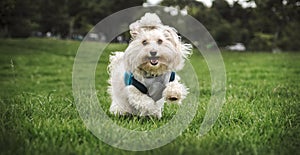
108,13,192,118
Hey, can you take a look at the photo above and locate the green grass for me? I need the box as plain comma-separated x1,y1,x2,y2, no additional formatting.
0,38,299,154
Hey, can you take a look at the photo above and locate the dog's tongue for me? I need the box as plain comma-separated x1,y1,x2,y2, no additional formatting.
150,58,159,65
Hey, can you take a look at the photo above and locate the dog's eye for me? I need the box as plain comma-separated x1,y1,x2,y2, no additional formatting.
157,39,163,44
142,40,148,45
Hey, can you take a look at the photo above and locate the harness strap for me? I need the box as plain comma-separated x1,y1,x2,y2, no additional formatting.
170,71,175,82
124,72,175,94
132,76,148,94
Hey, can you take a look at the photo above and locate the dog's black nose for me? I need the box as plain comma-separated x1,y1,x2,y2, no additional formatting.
150,51,157,56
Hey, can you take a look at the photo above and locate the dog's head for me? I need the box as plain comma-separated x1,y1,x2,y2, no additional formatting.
124,13,192,77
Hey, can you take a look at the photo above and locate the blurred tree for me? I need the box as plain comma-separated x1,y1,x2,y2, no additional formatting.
0,0,145,38
230,2,254,46
211,0,231,21
249,0,300,50
0,0,39,37
213,21,234,46
162,0,195,9
38,0,69,38
187,1,212,28
82,0,145,25
0,0,14,37
0,0,299,51
248,32,273,51
278,21,300,51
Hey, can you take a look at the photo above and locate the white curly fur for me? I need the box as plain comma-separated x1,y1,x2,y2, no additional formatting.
107,13,192,118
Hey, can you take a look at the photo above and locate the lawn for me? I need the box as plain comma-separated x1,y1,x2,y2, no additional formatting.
0,38,299,155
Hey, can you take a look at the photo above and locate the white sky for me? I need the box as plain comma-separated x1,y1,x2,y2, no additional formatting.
147,0,256,8
196,0,256,8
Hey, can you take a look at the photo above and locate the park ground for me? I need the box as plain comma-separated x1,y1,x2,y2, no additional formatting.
0,38,299,154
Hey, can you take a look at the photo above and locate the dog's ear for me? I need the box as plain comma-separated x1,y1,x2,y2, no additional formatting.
163,26,180,48
129,22,140,39
164,26,192,59
180,43,193,59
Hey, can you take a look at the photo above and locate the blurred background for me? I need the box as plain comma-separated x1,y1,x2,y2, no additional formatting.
0,1,299,154
0,0,299,51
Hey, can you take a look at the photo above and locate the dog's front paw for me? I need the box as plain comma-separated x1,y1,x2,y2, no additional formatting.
163,81,188,104
166,91,181,102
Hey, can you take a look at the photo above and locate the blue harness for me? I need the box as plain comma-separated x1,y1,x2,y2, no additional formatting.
124,72,175,100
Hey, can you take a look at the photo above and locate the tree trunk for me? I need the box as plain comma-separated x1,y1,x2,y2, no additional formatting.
69,17,75,39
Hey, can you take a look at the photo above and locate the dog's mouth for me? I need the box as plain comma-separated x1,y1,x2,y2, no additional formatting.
149,57,159,66
138,57,168,77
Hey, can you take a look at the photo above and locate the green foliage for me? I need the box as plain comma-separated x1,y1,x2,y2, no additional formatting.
0,0,299,51
0,38,299,154
167,0,299,51
0,0,145,38
0,0,40,37
212,0,231,20
212,21,233,47
162,0,195,9
248,33,273,51
277,21,300,51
